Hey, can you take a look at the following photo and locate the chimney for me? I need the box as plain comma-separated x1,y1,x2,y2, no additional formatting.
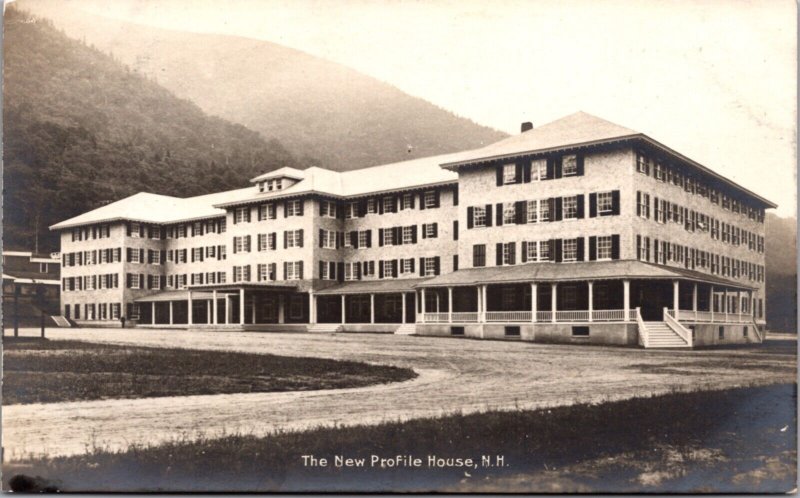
521,122,533,133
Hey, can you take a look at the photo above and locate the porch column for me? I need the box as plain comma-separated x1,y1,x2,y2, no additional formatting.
341,295,346,325
550,282,557,323
187,290,193,326
447,287,453,323
481,285,487,322
421,289,427,321
401,293,407,324
309,292,316,324
723,289,729,322
206,299,212,324
278,294,285,324
251,294,257,323
169,301,174,325
239,288,245,325
587,281,594,322
151,301,156,325
476,286,482,321
672,280,680,320
212,290,218,325
736,290,742,321
531,282,537,323
692,283,698,313
370,294,375,324
623,279,630,321
225,294,232,324
709,286,715,322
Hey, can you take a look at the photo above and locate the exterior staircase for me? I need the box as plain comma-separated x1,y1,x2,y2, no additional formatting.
642,321,691,348
51,315,73,328
307,323,342,333
394,323,417,335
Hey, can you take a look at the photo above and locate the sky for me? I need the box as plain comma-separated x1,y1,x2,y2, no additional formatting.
16,0,799,215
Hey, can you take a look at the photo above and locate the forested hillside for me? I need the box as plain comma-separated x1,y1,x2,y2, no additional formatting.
765,213,797,332
4,8,304,252
17,0,508,171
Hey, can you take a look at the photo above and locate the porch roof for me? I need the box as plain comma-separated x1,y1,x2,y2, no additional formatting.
186,282,298,292
416,260,755,290
315,277,432,295
135,290,216,302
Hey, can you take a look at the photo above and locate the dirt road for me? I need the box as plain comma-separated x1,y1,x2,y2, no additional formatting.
2,328,795,460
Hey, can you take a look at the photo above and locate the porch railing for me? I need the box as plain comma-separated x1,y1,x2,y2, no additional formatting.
673,309,755,324
664,308,693,347
421,309,635,324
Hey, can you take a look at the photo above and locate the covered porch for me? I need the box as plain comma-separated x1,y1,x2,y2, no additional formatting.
313,278,426,327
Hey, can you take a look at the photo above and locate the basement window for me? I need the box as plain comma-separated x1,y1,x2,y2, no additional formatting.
718,326,725,340
743,326,748,337
504,326,520,337
572,326,590,337
451,326,465,336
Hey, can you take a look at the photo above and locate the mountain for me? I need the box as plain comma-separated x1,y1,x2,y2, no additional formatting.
14,0,508,171
765,213,797,333
3,7,304,252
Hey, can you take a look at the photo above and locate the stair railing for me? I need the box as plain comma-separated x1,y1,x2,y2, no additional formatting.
663,307,693,347
636,307,648,348
750,317,763,343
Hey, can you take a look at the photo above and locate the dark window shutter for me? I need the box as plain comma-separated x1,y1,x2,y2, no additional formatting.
496,243,503,266
411,225,418,243
139,249,145,263
419,193,426,211
283,262,288,280
410,258,416,273
284,201,289,218
509,242,516,265
419,257,426,277
126,248,132,262
485,204,493,227
410,194,416,209
453,187,459,206
496,165,504,186
612,190,621,215
126,223,132,236
160,276,166,289
496,203,503,226
555,239,563,263
421,224,427,239
589,236,597,261
297,200,304,216
126,273,131,288
576,238,585,261
394,226,402,245
367,230,372,247
160,250,166,263
319,261,324,279
432,223,438,238
467,207,474,228
577,195,585,219
319,229,324,248
283,231,288,249
350,231,358,248
392,260,398,278
298,262,304,279
521,241,528,262
379,261,385,279
379,228,384,246
555,157,563,179
378,198,384,214
611,235,621,260
337,263,344,282
590,193,597,217
514,162,522,184
555,197,563,221
434,257,440,275
515,201,525,224
270,263,277,280
546,158,554,180
576,155,585,176
298,229,304,248
548,198,556,222
358,200,367,217
523,161,532,183
453,220,459,240
636,191,642,216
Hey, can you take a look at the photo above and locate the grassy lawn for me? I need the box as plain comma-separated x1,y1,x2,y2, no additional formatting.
4,383,795,493
2,338,416,404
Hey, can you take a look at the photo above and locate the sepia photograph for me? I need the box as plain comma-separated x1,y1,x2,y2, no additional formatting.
1,0,797,493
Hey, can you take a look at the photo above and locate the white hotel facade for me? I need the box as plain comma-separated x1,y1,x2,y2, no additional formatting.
52,113,774,348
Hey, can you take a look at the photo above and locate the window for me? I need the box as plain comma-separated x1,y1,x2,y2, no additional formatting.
321,200,337,218
562,155,578,176
383,197,396,213
259,203,276,220
402,259,414,274
424,223,438,239
176,224,186,238
152,251,161,265
344,263,359,281
503,202,516,224
286,200,302,216
637,192,650,218
382,228,394,246
655,162,665,181
130,249,141,264
321,230,336,249
636,153,649,174
501,242,515,266
39,263,48,273
473,244,486,267
367,199,377,214
597,192,613,215
319,262,330,280
345,202,358,219
258,233,268,251
718,326,725,340
572,326,590,337
563,238,578,262
527,200,538,223
596,236,612,260
381,260,396,279
526,240,550,262
504,326,521,337
423,190,438,208
234,236,251,253
425,258,437,276
286,230,302,248
502,163,517,184
401,194,414,210
358,231,370,248
530,159,546,181
451,326,465,336
473,206,486,228
403,226,415,245
130,274,140,289
539,200,550,222
286,262,302,280
130,222,141,238
234,207,250,223
265,178,282,191
563,196,578,220
111,303,121,320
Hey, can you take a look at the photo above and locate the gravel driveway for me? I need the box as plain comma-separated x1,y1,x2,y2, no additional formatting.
2,328,795,460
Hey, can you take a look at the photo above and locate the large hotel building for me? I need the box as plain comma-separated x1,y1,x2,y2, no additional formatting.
52,113,774,347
